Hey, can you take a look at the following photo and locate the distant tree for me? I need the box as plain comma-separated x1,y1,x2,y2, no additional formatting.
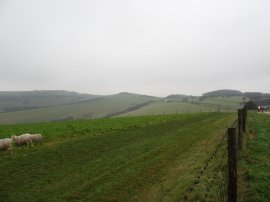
198,96,205,101
203,89,242,97
246,101,257,110
243,92,262,100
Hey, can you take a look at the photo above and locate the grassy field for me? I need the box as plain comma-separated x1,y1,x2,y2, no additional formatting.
239,112,270,202
0,112,235,201
0,93,159,124
120,96,245,117
120,101,215,116
201,96,246,107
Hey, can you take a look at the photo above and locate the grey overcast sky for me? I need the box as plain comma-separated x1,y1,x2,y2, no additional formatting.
0,0,270,96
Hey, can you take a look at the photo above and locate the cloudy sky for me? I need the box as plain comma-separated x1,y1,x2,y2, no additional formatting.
0,0,270,96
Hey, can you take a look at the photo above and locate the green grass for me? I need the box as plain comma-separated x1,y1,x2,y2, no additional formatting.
239,112,270,202
0,112,235,201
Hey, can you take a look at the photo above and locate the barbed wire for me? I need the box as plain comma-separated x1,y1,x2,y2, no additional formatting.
181,130,228,201
180,119,238,201
202,148,228,201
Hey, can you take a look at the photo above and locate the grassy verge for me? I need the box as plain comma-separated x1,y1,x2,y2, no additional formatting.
239,112,270,202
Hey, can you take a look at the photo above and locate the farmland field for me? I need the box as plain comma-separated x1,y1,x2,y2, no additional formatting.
0,113,236,201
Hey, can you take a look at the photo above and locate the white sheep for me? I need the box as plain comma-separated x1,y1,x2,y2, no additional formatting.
12,133,33,146
0,138,13,152
31,134,42,144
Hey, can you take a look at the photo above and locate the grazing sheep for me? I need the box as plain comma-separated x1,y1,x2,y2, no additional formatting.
0,138,13,151
31,134,42,144
12,134,32,146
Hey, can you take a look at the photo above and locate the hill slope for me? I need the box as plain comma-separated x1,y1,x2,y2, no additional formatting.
120,96,246,117
0,93,160,124
0,90,100,112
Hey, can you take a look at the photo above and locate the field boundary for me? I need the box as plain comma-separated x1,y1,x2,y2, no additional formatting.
181,105,248,201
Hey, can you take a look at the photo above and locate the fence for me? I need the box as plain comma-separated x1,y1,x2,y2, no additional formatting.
227,105,247,202
181,105,248,201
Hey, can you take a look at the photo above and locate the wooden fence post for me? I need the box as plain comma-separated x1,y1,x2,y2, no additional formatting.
238,109,243,150
245,105,248,129
242,105,247,133
228,127,237,202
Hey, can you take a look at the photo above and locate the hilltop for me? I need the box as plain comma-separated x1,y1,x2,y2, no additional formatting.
202,89,243,97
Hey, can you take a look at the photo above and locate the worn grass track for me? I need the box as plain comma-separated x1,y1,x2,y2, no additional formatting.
0,113,235,201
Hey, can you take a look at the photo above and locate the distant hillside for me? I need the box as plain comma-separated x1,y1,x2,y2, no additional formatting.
0,90,100,113
120,96,246,117
0,92,160,124
202,89,270,106
165,94,198,102
203,89,243,97
243,92,270,100
243,92,270,105
165,94,188,101
1,88,269,124
0,91,247,124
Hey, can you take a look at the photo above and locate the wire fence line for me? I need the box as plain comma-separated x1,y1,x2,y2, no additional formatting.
179,127,227,200
180,130,229,201
180,105,248,202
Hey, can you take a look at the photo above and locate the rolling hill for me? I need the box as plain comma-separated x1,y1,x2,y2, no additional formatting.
0,92,160,124
1,89,268,124
0,90,100,113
